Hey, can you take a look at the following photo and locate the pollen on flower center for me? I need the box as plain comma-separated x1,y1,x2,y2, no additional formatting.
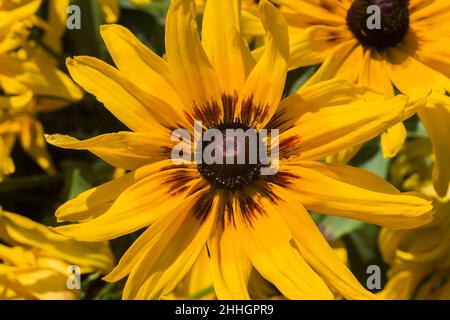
197,122,262,192
347,0,410,49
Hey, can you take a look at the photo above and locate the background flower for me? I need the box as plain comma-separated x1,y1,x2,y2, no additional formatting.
249,0,450,197
0,210,114,300
0,0,82,181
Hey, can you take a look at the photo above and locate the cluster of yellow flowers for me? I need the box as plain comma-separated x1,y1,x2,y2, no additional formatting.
0,0,449,300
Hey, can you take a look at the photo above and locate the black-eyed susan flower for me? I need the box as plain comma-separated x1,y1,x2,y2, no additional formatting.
46,0,433,300
0,0,41,53
0,0,82,181
255,0,450,196
0,210,114,300
379,183,450,299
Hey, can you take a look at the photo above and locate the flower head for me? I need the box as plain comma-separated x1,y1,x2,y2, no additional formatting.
47,0,433,300
0,0,82,181
0,210,114,300
252,0,450,195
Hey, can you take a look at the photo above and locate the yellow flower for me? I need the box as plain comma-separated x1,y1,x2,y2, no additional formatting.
0,0,41,53
47,0,433,300
379,183,450,299
0,0,83,181
0,210,114,300
255,0,450,196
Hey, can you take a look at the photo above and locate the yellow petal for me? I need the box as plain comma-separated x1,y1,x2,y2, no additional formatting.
418,93,450,197
45,132,172,170
208,215,251,299
378,228,408,264
359,49,394,96
288,25,352,70
66,56,175,133
237,0,288,128
0,54,82,102
102,205,177,282
282,161,433,229
410,0,450,27
202,0,254,96
0,89,33,117
100,24,187,125
172,248,214,299
123,191,218,300
278,192,374,299
280,93,407,160
0,211,114,273
7,267,79,300
0,135,16,179
326,144,362,165
165,0,223,122
241,9,264,36
272,78,380,131
305,41,361,86
55,168,141,222
0,0,41,41
235,195,333,300
54,161,203,242
400,30,450,79
381,122,407,158
275,0,346,25
378,266,429,300
20,116,55,175
101,0,120,23
386,47,450,98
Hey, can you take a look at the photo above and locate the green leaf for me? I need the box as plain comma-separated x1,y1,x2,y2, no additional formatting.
67,168,92,200
188,286,215,300
287,65,320,95
360,147,390,179
347,225,379,263
319,216,364,241
92,283,123,300
350,139,390,179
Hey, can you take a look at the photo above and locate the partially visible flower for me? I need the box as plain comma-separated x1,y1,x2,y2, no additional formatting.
389,138,432,191
0,0,41,53
0,210,114,300
0,0,83,181
100,0,120,23
379,183,450,299
249,0,450,197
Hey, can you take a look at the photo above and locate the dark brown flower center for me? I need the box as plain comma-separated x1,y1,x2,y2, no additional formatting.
347,0,410,49
197,122,262,192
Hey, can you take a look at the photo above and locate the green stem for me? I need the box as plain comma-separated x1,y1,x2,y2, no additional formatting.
188,286,215,300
